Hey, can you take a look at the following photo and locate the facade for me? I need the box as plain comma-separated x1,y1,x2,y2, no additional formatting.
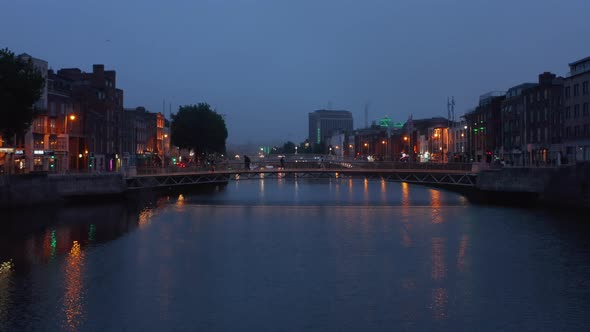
519,72,563,165
404,117,449,162
563,56,590,162
501,73,563,166
449,118,468,162
16,54,49,173
465,92,505,163
501,83,536,165
58,64,124,172
47,70,85,172
308,110,353,151
122,107,165,168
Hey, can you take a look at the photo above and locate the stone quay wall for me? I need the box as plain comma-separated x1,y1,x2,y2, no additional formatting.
0,173,126,208
476,162,590,207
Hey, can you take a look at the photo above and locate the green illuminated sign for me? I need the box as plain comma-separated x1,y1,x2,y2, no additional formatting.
317,128,321,144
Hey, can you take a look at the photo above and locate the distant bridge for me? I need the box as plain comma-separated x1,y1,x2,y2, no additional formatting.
125,166,477,190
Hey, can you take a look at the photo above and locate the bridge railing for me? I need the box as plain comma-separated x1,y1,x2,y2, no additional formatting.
135,160,474,175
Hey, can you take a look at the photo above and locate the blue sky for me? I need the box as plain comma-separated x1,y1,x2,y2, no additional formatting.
2,0,589,144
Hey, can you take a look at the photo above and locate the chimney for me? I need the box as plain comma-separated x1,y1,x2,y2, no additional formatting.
93,64,104,74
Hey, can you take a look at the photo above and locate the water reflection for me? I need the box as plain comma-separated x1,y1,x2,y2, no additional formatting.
63,241,85,331
430,189,443,224
431,237,446,281
401,182,410,207
2,180,589,331
0,259,13,330
431,287,448,321
457,234,469,273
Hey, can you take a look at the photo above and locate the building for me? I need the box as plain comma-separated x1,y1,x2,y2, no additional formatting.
449,118,468,162
563,56,590,162
501,83,536,165
404,117,450,162
122,107,165,168
47,70,85,172
500,73,564,166
308,110,353,152
519,72,563,165
58,64,124,172
15,54,49,173
464,92,505,163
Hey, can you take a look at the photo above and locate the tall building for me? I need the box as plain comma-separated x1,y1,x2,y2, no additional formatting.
308,110,353,151
58,64,124,172
563,56,590,162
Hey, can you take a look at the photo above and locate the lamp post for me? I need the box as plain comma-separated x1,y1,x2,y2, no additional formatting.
63,113,76,172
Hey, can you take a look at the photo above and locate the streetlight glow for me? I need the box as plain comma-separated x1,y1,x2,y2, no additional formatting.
69,114,76,121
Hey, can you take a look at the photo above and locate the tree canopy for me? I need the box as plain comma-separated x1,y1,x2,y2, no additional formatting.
171,103,228,155
0,48,45,142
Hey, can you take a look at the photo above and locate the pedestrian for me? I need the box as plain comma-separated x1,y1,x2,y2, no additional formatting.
280,156,285,169
244,155,251,170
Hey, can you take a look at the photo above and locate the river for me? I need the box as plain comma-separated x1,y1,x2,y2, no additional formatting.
1,178,590,331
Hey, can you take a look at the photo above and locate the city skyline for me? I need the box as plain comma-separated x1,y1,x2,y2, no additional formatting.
2,0,589,143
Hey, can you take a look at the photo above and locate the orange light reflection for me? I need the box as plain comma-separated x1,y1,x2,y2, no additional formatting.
63,240,85,331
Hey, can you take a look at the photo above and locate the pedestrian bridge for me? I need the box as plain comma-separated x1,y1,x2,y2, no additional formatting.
125,167,477,190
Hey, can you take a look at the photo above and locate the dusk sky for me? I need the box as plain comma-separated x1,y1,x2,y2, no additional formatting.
2,0,588,144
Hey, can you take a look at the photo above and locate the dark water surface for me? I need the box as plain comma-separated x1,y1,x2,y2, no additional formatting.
1,178,590,331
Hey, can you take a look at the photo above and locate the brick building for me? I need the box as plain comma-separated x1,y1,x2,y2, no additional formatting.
58,64,124,172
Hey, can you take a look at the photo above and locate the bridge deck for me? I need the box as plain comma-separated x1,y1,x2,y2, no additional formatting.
126,168,477,190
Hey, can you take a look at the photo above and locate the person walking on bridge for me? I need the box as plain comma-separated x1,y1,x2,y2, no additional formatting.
244,155,251,170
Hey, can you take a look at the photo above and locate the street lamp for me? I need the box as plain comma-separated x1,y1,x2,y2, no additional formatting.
64,113,76,172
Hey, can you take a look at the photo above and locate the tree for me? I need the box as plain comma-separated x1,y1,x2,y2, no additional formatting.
0,48,45,144
171,103,228,155
282,141,296,154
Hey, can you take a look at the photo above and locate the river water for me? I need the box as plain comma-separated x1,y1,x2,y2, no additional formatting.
1,178,590,331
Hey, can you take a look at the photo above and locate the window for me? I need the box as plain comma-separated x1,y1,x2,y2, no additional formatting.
566,126,571,138
584,103,589,117
584,124,589,136
50,102,56,116
565,107,571,119
574,105,580,118
545,128,548,141
574,84,579,97
565,86,571,98
583,81,589,95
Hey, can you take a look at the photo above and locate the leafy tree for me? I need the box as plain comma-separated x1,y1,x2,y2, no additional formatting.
171,103,228,155
282,141,296,154
0,48,45,144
